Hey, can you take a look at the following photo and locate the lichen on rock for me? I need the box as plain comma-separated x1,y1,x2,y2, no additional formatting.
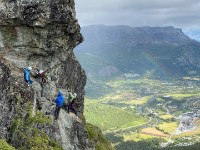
0,0,93,149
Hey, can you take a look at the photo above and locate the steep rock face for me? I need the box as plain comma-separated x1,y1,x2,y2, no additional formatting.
0,0,93,149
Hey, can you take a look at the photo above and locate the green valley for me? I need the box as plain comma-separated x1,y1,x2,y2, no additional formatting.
83,76,200,149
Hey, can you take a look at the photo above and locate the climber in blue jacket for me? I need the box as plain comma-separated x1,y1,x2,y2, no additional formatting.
23,67,33,84
54,91,64,120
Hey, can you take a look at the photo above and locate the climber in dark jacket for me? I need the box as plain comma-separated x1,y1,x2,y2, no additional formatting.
54,91,64,120
67,92,77,116
23,67,33,84
68,99,77,116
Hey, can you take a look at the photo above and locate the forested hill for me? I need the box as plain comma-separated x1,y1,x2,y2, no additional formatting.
75,25,200,79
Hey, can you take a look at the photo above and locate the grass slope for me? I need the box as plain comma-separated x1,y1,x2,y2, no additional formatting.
84,100,147,131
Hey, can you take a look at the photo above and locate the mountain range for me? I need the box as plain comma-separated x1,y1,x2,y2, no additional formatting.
75,25,200,79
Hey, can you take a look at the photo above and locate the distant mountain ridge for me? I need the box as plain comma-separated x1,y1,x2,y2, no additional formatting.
79,25,191,45
75,25,200,78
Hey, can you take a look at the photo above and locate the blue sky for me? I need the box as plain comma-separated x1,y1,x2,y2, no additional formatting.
76,0,200,41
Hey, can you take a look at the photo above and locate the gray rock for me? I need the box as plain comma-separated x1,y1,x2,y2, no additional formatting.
0,0,93,149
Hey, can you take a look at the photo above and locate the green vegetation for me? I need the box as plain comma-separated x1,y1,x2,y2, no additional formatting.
168,93,199,100
115,138,164,150
10,96,63,150
86,79,114,98
84,100,147,131
104,133,124,144
160,114,173,120
157,122,178,134
0,140,16,150
124,133,157,142
157,97,165,102
85,123,114,150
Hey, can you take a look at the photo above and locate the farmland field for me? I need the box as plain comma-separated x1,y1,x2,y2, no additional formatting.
84,100,147,131
83,77,200,149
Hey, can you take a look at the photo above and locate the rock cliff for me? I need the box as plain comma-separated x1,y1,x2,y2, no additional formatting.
0,0,94,149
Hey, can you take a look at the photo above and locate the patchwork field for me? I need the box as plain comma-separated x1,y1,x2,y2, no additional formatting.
83,77,200,149
141,128,169,137
157,122,178,134
124,132,157,142
160,114,174,120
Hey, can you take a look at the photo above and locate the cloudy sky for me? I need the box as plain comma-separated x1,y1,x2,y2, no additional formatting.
76,0,200,41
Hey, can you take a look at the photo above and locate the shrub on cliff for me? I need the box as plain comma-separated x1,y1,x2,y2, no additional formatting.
85,123,114,150
0,140,16,150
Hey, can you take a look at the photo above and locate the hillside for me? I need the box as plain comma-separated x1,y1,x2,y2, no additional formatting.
75,25,200,78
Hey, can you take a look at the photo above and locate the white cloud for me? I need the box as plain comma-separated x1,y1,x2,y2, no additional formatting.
75,0,200,41
75,0,200,30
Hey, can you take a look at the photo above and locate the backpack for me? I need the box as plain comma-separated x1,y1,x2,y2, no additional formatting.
68,92,73,102
67,92,77,103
